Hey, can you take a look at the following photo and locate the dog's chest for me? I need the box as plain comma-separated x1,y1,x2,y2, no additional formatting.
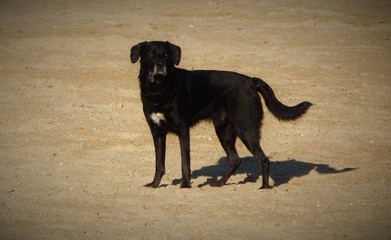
141,91,176,127
149,112,166,126
142,99,170,126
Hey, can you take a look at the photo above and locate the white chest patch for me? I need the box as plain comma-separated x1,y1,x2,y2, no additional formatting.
150,112,166,126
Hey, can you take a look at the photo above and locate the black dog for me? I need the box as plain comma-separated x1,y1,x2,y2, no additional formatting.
130,41,312,189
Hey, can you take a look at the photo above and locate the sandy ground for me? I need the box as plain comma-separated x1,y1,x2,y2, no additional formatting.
0,0,390,239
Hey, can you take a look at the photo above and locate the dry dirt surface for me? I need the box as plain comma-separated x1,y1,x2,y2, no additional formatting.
0,0,390,239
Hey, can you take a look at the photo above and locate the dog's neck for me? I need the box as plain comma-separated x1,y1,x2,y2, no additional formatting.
139,69,177,100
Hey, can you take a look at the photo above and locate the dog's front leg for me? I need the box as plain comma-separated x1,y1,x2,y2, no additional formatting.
178,129,191,188
145,130,167,188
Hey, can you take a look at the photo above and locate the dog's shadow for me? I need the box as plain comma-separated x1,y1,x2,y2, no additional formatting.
172,157,356,188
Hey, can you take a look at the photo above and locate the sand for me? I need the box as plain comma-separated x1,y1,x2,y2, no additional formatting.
0,0,390,239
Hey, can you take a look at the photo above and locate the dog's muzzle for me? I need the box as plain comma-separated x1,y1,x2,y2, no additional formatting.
148,62,167,83
154,63,167,76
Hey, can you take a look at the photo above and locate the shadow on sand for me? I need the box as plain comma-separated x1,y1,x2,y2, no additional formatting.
172,157,356,188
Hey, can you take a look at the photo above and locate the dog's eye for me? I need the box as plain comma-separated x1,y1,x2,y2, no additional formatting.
148,52,154,58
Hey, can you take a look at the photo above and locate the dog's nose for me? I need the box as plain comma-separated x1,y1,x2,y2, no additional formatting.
157,61,164,67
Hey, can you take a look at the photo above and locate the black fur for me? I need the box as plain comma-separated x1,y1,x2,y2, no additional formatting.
130,41,312,189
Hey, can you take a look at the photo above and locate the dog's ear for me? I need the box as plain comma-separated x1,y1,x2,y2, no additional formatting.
167,41,181,65
130,41,147,63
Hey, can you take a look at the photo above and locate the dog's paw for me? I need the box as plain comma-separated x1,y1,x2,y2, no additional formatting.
145,182,160,188
211,180,225,187
259,184,273,189
180,181,192,188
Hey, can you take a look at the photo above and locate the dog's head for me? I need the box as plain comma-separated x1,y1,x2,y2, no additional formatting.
130,41,181,83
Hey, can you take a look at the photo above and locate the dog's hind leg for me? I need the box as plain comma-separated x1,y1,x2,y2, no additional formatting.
213,121,241,187
237,130,271,189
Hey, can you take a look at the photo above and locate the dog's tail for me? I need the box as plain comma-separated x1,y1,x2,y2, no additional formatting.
254,78,312,121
